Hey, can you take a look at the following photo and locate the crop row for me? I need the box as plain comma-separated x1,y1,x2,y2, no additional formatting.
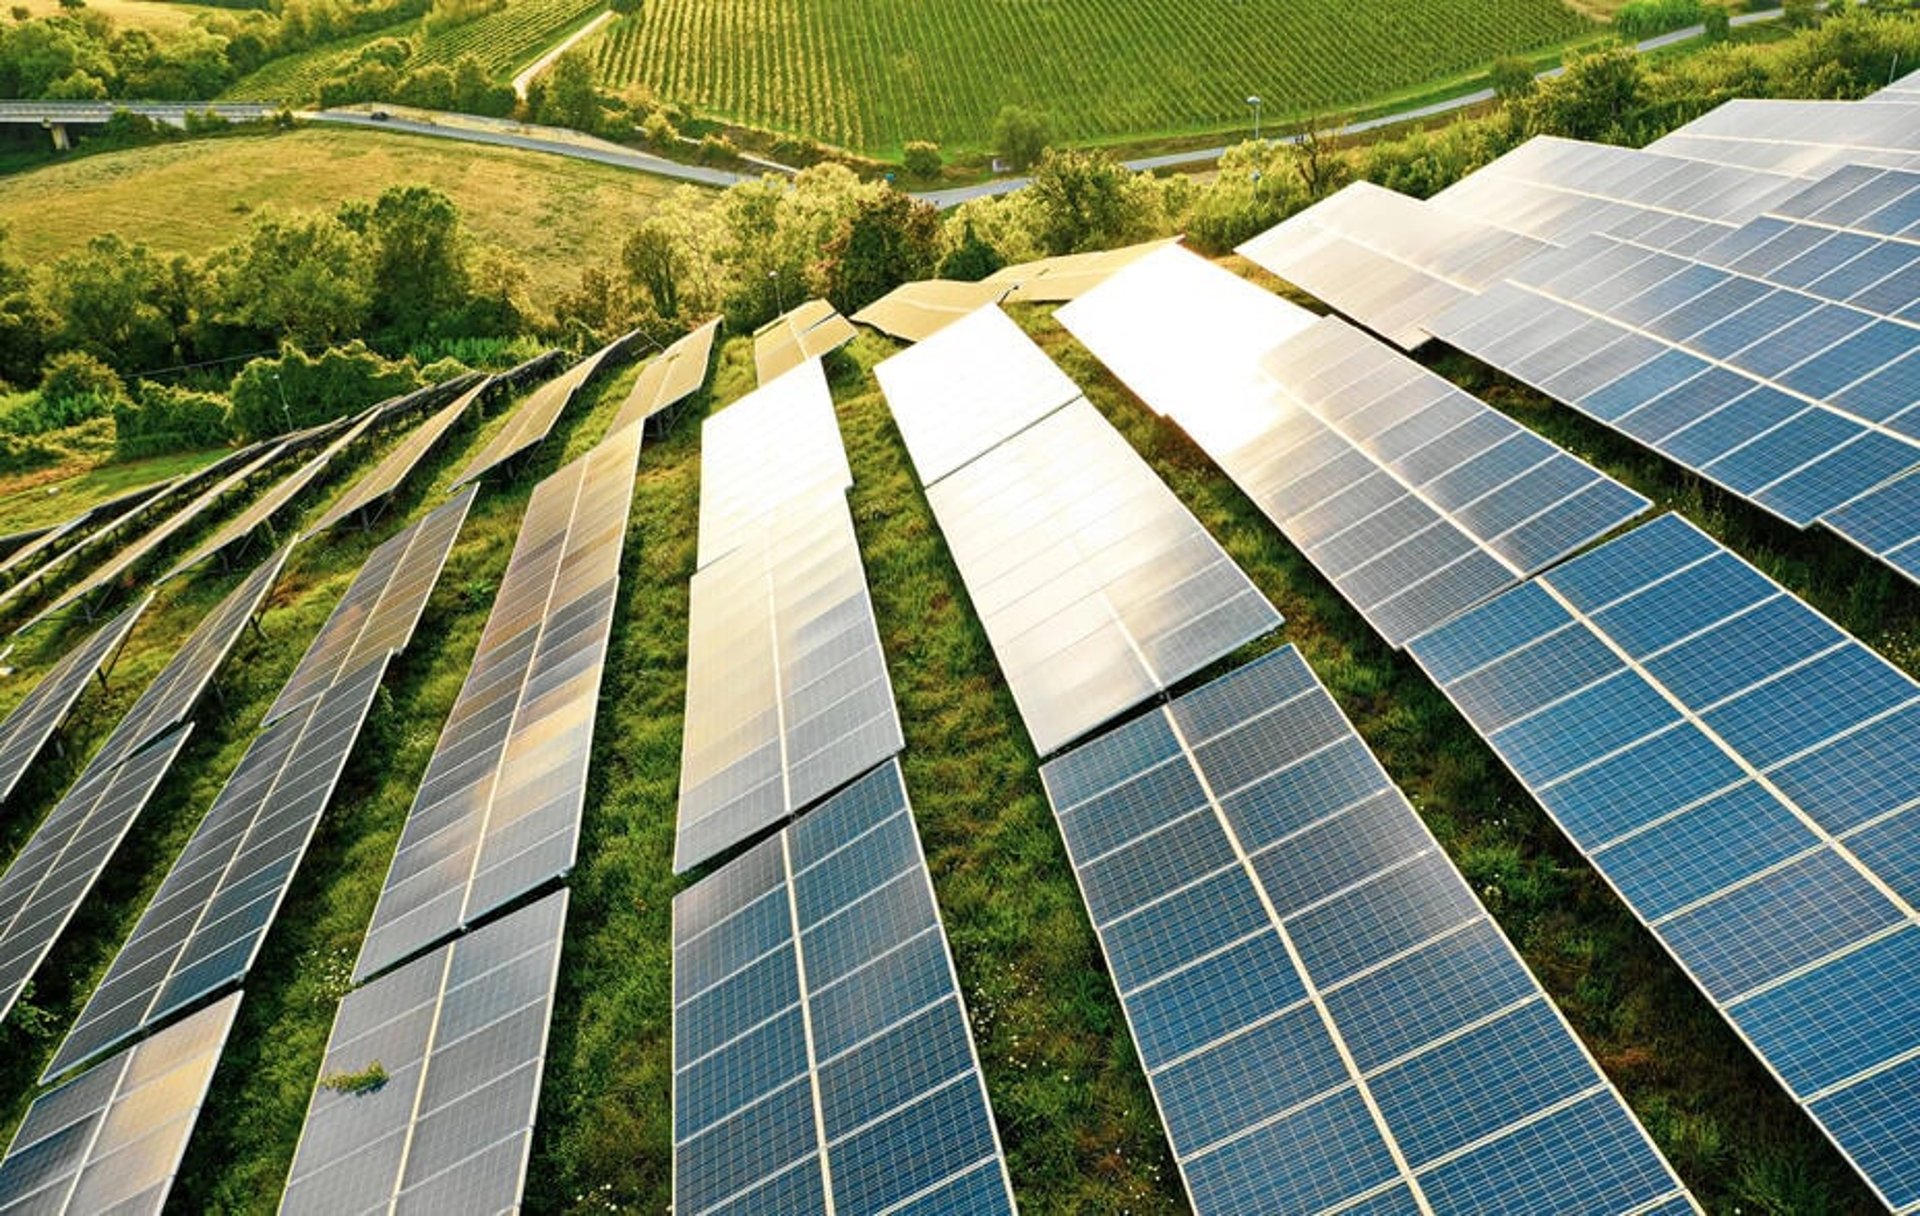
585,0,1594,153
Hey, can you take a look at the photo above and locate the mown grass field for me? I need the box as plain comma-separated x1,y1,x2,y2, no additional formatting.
585,0,1595,155
15,0,226,35
0,126,692,297
0,448,224,534
219,0,605,104
0,258,1904,1213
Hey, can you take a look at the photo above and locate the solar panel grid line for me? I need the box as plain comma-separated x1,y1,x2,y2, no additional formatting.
608,318,722,436
308,377,492,536
1044,645,1689,1214
452,331,637,489
1407,516,1920,1209
0,990,242,1215
0,595,150,808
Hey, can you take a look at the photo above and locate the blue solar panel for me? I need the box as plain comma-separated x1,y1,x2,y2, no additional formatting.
1039,644,1692,1215
1409,513,1920,1212
671,760,1013,1216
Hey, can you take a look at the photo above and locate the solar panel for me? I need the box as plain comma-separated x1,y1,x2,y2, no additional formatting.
922,396,1281,755
872,303,1083,484
1061,250,1646,645
1239,180,1551,348
608,318,722,435
262,485,477,726
981,236,1184,303
1646,100,1920,181
673,487,904,874
0,722,192,1025
672,760,1015,1215
0,597,147,806
1823,467,1920,585
696,358,851,569
45,494,474,1080
851,279,1012,343
753,300,857,384
453,330,639,487
19,439,293,634
1039,645,1694,1215
354,426,640,979
164,407,382,579
0,991,240,1215
308,378,491,535
1408,512,1920,1213
283,890,567,1215
0,478,170,583
1871,67,1920,104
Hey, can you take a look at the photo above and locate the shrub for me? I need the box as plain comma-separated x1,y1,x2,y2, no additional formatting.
115,381,235,458
318,1062,388,1095
228,341,421,440
992,105,1051,169
902,140,942,179
1614,0,1706,39
37,350,124,412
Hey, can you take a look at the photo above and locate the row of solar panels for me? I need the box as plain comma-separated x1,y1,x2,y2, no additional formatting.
1238,89,1920,589
0,322,722,1213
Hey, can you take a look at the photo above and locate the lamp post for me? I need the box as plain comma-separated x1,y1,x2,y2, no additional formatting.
1246,95,1263,144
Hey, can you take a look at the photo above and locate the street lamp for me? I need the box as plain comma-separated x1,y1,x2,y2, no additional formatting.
1246,95,1263,144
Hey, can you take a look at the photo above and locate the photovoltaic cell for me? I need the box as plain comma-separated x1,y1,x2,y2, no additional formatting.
754,300,857,385
872,303,1084,484
672,761,1014,1216
980,237,1183,303
608,318,721,435
1039,645,1694,1215
851,279,1012,344
0,596,147,806
454,330,637,488
673,487,904,874
282,890,567,1215
922,396,1281,755
309,378,490,535
1646,100,1920,182
44,493,474,1080
355,425,640,979
696,358,851,569
1408,512,1920,1214
0,991,240,1216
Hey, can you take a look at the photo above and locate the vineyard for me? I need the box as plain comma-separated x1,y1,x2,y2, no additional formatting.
586,0,1596,153
220,0,604,103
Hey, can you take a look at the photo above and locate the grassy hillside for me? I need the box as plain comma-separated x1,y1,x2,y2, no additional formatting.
219,0,606,103
16,0,228,35
585,0,1596,154
0,126,695,296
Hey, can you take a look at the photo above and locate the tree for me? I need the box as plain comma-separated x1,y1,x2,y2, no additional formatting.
364,185,469,339
1703,6,1731,42
938,220,1003,282
1288,121,1349,200
818,190,941,313
213,210,373,348
1526,45,1644,141
992,105,1051,170
622,220,684,318
45,234,178,373
451,54,513,116
608,0,641,13
902,140,941,179
539,48,601,132
1490,56,1536,103
1026,148,1148,255
1784,0,1818,28
56,0,83,13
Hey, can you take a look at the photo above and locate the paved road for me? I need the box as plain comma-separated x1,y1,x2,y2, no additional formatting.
301,107,750,188
919,5,1800,207
512,11,617,99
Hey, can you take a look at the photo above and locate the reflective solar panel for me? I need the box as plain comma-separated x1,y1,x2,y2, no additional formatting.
1871,67,1920,104
981,237,1184,303
1408,512,1920,1213
1039,645,1694,1215
1239,181,1551,348
165,407,382,579
308,378,490,535
0,991,239,1215
20,440,293,633
873,303,1083,484
696,358,851,569
673,487,904,874
0,597,147,806
0,478,170,587
1061,251,1645,646
851,279,1013,344
263,485,477,726
453,330,638,488
754,300,857,384
1647,100,1920,181
45,495,474,1080
921,396,1281,755
283,890,567,1215
672,760,1015,1216
355,425,640,979
608,318,722,435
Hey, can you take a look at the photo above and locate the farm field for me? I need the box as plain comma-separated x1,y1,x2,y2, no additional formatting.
587,0,1596,154
220,0,605,103
0,126,694,296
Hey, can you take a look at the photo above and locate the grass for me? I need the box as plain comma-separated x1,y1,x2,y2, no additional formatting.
0,126,698,297
219,0,606,104
584,0,1596,156
0,260,1898,1214
15,0,226,35
0,448,227,535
